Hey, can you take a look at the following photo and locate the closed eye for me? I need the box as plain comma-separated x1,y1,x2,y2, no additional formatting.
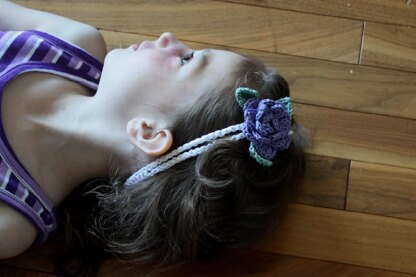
180,51,194,65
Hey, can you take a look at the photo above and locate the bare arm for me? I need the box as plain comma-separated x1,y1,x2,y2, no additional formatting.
0,0,107,62
0,202,37,259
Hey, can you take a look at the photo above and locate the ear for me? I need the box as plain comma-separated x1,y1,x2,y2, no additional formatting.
127,118,173,156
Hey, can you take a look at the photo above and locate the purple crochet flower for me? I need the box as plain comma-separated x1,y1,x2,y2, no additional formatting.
243,98,292,161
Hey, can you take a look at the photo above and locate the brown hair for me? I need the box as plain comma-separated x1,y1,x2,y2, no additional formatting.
54,54,306,276
54,53,304,276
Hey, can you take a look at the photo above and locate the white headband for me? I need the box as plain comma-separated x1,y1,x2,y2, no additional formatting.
125,123,245,186
125,87,293,187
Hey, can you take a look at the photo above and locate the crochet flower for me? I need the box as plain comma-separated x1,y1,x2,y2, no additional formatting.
243,98,292,166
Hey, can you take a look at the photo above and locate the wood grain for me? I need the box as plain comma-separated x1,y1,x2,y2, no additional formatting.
295,103,416,169
14,0,362,63
253,203,416,274
253,49,416,121
97,248,412,276
362,22,416,72
294,155,349,210
101,30,416,121
221,0,416,27
347,161,416,220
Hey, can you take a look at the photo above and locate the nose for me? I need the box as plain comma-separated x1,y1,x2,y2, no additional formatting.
156,32,177,48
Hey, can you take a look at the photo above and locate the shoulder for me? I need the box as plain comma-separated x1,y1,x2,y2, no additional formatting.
0,1,107,63
0,201,37,259
34,23,107,63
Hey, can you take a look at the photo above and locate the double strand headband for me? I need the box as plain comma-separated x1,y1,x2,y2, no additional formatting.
125,87,293,186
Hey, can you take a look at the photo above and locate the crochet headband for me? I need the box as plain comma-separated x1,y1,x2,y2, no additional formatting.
125,87,293,186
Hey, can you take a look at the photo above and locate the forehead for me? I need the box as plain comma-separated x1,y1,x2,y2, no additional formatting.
189,49,243,90
207,49,242,74
160,49,245,118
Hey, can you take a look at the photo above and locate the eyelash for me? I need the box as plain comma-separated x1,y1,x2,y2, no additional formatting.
180,51,194,65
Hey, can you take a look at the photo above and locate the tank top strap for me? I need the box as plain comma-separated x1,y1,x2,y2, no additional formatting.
0,30,104,243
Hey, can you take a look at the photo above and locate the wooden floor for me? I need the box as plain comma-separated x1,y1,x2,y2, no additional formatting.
2,0,416,276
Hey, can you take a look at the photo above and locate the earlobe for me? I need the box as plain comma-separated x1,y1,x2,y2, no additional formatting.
127,118,173,156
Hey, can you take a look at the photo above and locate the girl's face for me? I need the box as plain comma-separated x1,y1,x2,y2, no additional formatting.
99,32,244,120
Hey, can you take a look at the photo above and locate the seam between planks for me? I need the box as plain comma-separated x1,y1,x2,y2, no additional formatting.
343,160,352,210
358,21,366,64
214,0,416,28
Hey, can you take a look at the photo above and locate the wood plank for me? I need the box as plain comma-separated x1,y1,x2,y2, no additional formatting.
222,0,416,27
294,155,349,210
347,161,416,220
361,22,416,72
101,30,416,121
253,203,416,274
97,249,412,276
252,49,416,121
14,0,362,63
295,103,416,169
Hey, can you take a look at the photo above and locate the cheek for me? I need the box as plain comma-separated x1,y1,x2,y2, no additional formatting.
106,49,168,72
102,50,182,104
106,48,179,82
137,52,176,74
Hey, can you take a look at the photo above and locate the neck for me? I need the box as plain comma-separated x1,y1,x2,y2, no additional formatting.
26,93,136,205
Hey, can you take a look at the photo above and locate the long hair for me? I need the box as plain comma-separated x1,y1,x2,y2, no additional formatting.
90,54,304,264
54,54,307,276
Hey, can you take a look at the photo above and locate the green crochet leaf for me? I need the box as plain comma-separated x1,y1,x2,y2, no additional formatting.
279,97,293,117
249,143,273,167
235,87,259,107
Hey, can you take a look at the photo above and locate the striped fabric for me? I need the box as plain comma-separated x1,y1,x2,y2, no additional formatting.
0,30,103,243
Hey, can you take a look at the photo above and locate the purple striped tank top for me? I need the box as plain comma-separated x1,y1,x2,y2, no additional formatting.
0,30,103,243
